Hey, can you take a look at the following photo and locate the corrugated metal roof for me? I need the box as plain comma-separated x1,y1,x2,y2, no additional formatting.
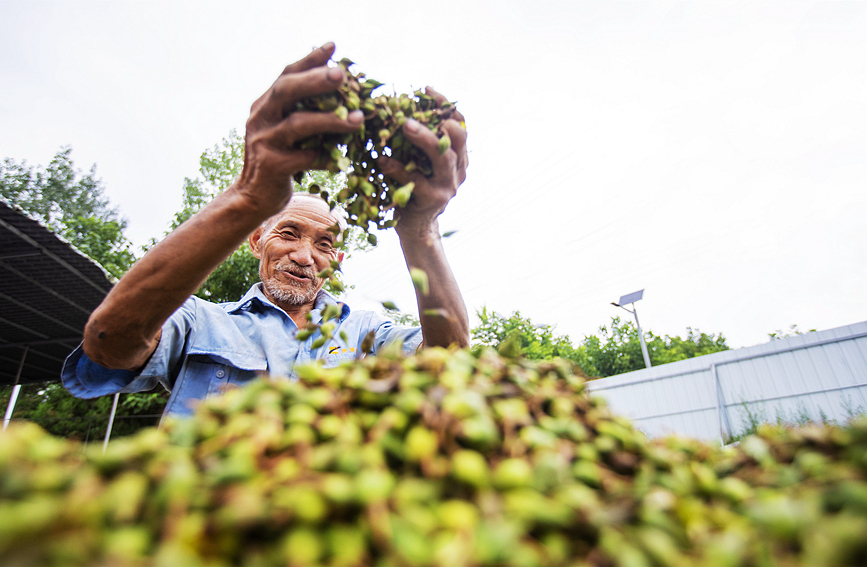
586,321,867,442
0,200,113,385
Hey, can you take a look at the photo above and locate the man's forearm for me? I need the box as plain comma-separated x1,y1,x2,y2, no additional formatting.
398,220,469,348
83,186,276,370
82,43,365,370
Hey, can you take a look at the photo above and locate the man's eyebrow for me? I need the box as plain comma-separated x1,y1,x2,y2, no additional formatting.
274,220,299,230
274,220,335,241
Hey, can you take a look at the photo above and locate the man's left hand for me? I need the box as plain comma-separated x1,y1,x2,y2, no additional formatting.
377,87,468,233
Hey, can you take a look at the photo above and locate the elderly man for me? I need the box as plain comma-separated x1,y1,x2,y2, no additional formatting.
61,43,469,418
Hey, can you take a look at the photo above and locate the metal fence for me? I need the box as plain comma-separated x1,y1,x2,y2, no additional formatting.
4,413,162,446
585,321,867,443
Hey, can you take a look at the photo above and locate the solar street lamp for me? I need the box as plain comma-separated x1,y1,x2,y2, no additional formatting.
611,289,652,369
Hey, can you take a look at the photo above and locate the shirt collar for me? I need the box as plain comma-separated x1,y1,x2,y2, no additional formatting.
227,283,351,322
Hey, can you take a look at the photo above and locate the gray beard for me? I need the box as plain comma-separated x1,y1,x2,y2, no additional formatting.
261,261,321,306
262,279,316,306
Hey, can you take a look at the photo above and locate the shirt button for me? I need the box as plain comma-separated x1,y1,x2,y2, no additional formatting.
216,369,225,378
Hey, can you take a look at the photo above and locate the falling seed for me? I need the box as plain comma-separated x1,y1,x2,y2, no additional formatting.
422,308,451,320
437,132,451,155
361,329,376,353
329,276,345,293
296,329,313,341
410,268,429,296
393,183,414,208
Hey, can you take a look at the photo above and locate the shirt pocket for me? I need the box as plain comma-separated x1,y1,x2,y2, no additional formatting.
206,360,260,398
321,345,362,368
166,355,263,418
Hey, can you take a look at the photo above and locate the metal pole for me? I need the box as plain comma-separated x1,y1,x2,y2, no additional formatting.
84,415,93,447
3,346,29,430
103,393,120,452
711,364,733,443
632,306,652,369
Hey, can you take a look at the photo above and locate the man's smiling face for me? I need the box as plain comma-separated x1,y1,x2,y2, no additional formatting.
249,196,341,308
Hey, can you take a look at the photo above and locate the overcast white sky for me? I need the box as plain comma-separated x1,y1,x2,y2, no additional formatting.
2,1,866,349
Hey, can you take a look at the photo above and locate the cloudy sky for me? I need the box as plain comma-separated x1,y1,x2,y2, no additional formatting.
2,1,865,349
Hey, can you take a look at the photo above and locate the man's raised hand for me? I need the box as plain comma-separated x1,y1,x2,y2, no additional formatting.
378,87,468,233
237,42,364,216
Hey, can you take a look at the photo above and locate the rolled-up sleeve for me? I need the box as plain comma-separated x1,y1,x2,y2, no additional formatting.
61,298,198,399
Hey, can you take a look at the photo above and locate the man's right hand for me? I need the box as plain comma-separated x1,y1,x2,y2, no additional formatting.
237,42,364,217
84,43,363,370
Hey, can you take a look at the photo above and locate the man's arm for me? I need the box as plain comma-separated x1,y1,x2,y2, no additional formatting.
380,88,470,348
83,43,364,370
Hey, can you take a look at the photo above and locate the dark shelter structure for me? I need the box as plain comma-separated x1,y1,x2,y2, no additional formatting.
0,199,112,399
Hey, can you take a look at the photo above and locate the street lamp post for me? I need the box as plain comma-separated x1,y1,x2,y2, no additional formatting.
611,289,652,369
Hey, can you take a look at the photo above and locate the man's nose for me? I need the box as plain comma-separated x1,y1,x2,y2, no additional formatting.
289,240,314,266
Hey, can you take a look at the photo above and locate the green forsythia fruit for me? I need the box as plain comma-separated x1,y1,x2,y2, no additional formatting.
409,267,429,296
2,348,867,566
293,58,457,236
392,182,414,208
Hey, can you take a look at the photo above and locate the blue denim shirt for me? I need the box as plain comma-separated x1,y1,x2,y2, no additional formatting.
62,284,422,418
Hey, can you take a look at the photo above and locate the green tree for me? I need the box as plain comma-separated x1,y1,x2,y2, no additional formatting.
383,307,420,327
471,310,729,379
657,327,730,364
1,148,163,436
582,317,729,377
471,308,595,374
167,130,373,303
768,324,816,341
1,382,167,441
0,148,135,279
581,317,648,378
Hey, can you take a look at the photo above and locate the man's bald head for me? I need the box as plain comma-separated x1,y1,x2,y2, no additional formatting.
260,193,347,241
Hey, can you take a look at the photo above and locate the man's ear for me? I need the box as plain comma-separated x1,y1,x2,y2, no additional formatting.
249,227,263,259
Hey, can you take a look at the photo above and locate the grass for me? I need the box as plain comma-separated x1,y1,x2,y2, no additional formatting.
726,396,866,444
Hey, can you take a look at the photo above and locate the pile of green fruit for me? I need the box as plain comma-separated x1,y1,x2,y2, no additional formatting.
294,58,459,241
1,347,866,566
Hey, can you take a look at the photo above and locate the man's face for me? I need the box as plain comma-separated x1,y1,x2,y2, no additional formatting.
250,197,341,307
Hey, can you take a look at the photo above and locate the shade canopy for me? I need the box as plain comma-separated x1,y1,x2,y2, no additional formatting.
0,201,113,385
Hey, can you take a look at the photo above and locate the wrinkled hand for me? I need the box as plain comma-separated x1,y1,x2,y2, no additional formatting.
378,87,468,233
238,42,364,215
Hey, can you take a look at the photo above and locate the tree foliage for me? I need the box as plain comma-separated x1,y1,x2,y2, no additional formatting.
472,308,593,372
768,324,816,341
471,310,730,378
167,130,373,303
0,148,135,279
383,307,420,327
582,316,729,377
1,381,168,442
1,148,163,436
